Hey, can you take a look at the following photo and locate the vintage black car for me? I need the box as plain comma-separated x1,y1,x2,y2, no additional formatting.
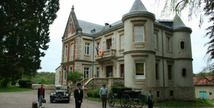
50,85,70,103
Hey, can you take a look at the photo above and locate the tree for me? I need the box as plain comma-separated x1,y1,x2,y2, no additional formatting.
196,63,214,82
0,0,59,87
166,0,213,61
67,71,83,83
160,0,214,67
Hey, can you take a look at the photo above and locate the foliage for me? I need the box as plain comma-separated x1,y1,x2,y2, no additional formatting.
204,0,214,61
18,80,32,88
195,64,214,83
87,89,100,98
161,0,214,63
0,0,59,87
0,86,31,92
67,71,83,83
155,99,214,107
31,72,55,84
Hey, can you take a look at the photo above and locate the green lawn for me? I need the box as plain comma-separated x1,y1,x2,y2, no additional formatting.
155,99,214,107
0,86,31,92
87,97,214,107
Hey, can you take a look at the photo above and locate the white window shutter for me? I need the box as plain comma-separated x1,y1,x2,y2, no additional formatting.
103,40,106,51
112,37,115,49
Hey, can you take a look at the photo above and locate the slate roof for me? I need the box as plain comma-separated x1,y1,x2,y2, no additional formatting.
129,0,148,12
78,20,104,36
69,0,191,37
173,13,187,29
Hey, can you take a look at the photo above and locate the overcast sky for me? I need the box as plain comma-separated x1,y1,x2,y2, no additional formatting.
39,0,211,73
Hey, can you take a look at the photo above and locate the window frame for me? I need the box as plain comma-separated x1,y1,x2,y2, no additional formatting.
65,45,68,57
166,35,172,53
135,60,146,79
70,43,74,57
154,33,158,50
120,35,125,49
106,38,112,50
131,20,147,43
85,42,90,55
84,67,89,78
96,67,100,78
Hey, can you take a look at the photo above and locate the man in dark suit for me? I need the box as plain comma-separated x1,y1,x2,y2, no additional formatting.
74,83,83,108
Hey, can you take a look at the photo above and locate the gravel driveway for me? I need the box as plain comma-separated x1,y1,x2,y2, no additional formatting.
0,90,122,108
0,90,165,108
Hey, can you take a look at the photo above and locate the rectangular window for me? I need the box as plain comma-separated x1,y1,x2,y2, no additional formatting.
64,67,67,80
134,25,145,42
135,61,145,79
65,45,68,57
85,43,90,55
96,67,100,78
155,63,159,80
167,36,172,52
70,44,74,57
106,38,112,50
84,67,89,78
168,65,172,80
154,33,158,50
70,66,73,72
170,90,174,96
120,35,125,49
157,91,160,97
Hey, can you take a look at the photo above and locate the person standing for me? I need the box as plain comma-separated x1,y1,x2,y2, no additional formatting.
37,84,45,108
99,84,108,108
147,90,153,108
74,83,83,108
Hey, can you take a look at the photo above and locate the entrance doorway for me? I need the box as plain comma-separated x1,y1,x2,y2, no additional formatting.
199,91,207,99
106,66,113,77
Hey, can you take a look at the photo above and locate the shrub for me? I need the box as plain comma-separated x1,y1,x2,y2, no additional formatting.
87,89,100,98
67,71,83,83
18,80,32,88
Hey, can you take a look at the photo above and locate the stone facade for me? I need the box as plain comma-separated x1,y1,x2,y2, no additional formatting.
57,0,195,101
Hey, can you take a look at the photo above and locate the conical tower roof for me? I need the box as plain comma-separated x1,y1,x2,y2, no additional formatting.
129,0,147,12
173,14,186,28
122,0,155,22
173,14,192,32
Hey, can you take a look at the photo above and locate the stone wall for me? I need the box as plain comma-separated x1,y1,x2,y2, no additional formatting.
32,84,55,90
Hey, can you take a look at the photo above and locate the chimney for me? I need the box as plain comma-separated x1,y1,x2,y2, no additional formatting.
105,23,109,26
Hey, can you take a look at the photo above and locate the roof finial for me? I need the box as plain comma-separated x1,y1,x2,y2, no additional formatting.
72,5,74,11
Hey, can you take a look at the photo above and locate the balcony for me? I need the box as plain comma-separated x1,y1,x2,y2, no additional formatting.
95,48,116,62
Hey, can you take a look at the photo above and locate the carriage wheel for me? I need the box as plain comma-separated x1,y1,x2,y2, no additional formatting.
133,97,144,108
108,95,115,107
120,94,132,108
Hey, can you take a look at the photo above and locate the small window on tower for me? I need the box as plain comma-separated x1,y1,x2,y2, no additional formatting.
180,41,185,49
182,68,187,77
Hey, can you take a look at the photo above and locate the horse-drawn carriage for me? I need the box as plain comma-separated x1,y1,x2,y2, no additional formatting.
108,87,145,108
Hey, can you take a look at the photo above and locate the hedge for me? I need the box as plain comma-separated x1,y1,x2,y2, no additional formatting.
18,80,32,88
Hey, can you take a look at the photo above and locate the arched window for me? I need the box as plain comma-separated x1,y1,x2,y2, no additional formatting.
182,68,186,77
180,41,185,49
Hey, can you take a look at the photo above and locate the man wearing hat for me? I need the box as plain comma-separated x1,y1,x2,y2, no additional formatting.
99,84,108,108
74,83,83,108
